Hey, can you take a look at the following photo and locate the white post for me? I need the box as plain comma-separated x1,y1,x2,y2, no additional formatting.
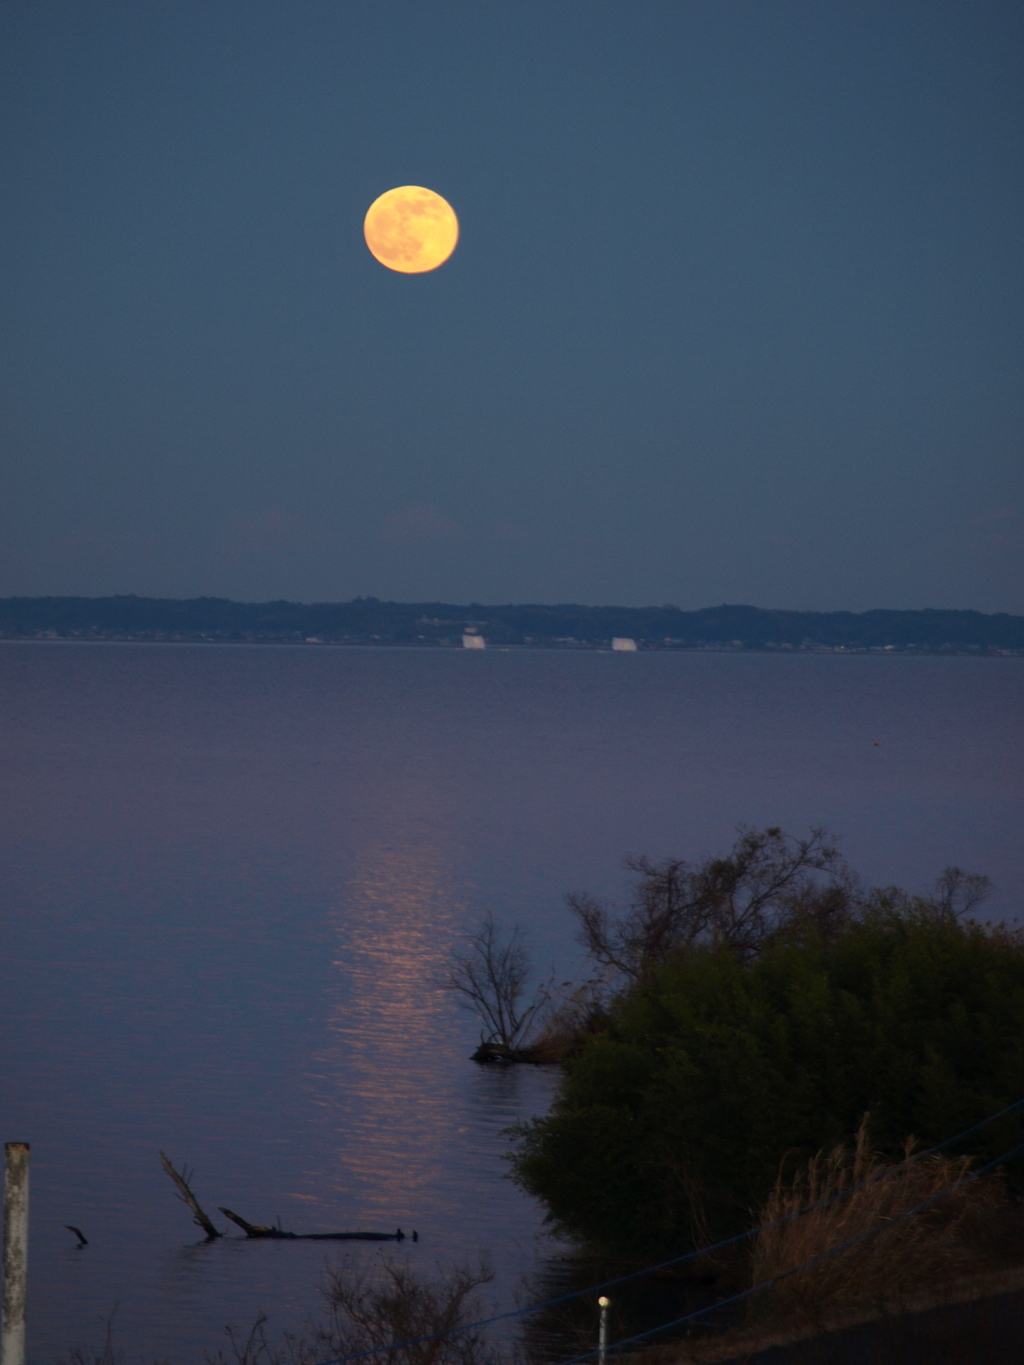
2,1143,29,1365
598,1295,609,1365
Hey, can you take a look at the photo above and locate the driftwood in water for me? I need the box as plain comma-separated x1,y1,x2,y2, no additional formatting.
218,1207,413,1242
305,1230,414,1241
157,1152,414,1244
160,1151,222,1239
218,1207,295,1238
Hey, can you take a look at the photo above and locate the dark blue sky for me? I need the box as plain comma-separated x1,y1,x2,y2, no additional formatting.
2,1,1021,610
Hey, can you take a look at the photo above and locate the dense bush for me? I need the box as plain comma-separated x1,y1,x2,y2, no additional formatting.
510,896,1024,1256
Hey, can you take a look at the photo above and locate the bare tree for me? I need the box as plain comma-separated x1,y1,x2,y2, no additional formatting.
443,916,552,1053
205,1258,500,1365
311,1255,498,1365
927,866,993,918
566,826,859,980
864,867,993,923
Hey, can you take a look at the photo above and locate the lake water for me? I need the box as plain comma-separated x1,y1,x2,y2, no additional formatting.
0,643,1021,1361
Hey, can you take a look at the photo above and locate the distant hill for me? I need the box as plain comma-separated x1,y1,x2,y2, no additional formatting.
1,595,1021,652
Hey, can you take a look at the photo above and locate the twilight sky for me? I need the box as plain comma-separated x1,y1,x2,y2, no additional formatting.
1,1,1021,611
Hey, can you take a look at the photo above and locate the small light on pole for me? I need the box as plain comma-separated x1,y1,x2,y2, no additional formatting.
597,1296,610,1365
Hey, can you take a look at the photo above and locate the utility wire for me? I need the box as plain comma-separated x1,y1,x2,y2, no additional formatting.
314,1096,1024,1365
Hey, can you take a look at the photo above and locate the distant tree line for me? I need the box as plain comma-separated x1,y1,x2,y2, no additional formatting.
1,595,1022,651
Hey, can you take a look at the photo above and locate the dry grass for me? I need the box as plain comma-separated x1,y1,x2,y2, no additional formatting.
524,981,608,1063
748,1115,1011,1332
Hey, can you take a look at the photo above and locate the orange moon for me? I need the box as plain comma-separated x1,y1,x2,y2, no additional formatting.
363,186,459,273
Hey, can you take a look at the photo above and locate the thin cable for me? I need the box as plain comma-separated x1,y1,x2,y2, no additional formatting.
554,1135,1024,1365
313,1096,1024,1365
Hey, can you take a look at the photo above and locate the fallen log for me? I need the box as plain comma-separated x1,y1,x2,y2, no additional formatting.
218,1207,414,1241
219,1207,294,1238
306,1229,415,1241
160,1152,222,1239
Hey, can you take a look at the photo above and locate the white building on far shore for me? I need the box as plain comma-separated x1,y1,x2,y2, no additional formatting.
462,632,486,649
612,637,637,652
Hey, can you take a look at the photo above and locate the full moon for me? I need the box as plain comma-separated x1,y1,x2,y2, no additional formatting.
363,186,459,273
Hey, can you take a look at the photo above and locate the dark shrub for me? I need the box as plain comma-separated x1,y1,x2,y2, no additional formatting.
510,902,1024,1255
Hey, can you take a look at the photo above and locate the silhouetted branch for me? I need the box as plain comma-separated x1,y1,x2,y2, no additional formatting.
443,915,552,1054
567,826,860,979
159,1152,222,1239
218,1207,411,1242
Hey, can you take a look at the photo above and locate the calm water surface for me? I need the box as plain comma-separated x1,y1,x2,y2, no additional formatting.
0,644,1021,1360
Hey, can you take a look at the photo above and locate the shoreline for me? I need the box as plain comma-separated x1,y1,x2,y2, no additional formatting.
1,636,1020,657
